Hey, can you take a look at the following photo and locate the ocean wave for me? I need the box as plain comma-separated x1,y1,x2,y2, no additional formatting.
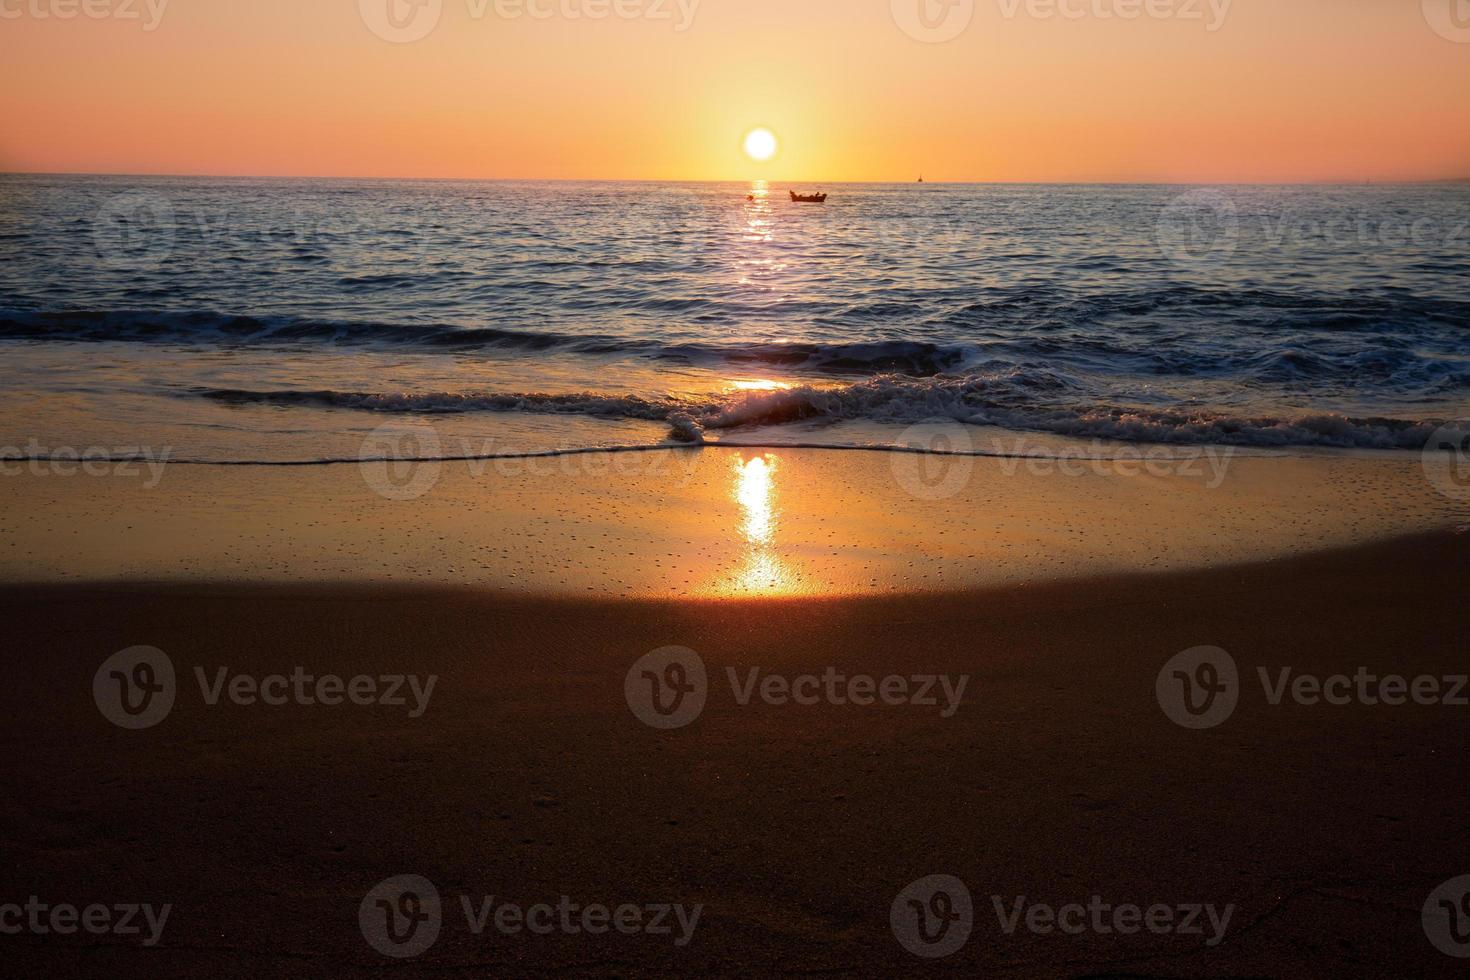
0,309,975,375
192,375,1446,451
6,294,1469,389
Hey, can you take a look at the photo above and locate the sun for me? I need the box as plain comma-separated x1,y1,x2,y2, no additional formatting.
743,128,778,162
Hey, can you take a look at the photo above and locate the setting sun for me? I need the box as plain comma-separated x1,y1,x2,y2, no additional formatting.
743,128,778,163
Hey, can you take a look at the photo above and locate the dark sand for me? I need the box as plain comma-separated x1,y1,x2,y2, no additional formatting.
2,531,1469,977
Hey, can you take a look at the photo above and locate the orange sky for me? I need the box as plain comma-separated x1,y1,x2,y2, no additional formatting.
2,0,1468,182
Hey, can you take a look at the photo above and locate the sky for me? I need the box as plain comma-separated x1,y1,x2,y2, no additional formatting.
2,0,1468,182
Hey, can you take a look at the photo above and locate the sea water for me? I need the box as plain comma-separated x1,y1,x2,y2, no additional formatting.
1,175,1467,465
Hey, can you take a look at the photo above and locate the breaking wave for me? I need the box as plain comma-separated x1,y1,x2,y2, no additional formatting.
193,375,1446,451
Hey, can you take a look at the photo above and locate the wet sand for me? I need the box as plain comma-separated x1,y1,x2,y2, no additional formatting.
3,446,1465,594
3,529,1468,976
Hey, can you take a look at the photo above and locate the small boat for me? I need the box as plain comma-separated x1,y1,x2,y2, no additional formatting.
789,191,827,203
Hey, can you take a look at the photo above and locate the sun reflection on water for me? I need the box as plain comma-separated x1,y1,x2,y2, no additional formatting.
729,379,793,393
740,179,776,247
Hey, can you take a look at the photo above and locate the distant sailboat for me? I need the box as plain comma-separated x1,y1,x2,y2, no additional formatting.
918,175,924,183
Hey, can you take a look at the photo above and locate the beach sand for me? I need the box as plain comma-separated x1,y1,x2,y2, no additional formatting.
4,445,1465,593
2,448,1469,975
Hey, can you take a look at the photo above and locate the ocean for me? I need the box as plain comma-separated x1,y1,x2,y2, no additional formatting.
1,174,1467,465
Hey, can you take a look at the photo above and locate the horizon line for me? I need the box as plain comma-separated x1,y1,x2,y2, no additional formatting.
4,169,1469,187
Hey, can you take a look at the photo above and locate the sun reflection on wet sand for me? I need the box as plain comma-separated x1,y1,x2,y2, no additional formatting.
717,453,800,595
737,455,775,544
